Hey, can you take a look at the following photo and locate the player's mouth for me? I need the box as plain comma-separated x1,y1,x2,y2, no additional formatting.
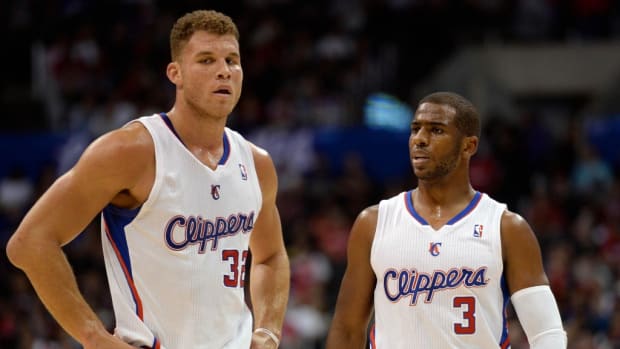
411,151,431,161
412,152,430,164
213,86,232,95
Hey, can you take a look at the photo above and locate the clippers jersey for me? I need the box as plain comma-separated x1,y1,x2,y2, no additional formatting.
370,190,510,349
101,114,262,349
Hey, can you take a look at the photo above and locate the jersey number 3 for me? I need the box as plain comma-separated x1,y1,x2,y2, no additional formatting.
453,296,476,334
222,249,248,288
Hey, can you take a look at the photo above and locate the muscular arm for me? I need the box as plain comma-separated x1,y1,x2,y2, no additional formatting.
501,210,549,293
248,144,290,348
6,123,153,349
502,210,567,348
325,206,377,349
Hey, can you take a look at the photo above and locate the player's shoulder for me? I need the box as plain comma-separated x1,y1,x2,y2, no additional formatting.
244,137,275,178
65,121,155,199
226,127,270,163
81,121,154,168
354,204,380,230
500,208,535,242
359,204,379,220
242,133,269,158
481,190,529,235
500,209,528,229
95,121,151,150
347,204,380,249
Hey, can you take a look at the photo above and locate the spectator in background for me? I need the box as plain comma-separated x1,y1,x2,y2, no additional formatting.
572,144,614,197
0,167,34,237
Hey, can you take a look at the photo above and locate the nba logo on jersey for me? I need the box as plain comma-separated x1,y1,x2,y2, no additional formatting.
473,224,483,238
239,163,247,180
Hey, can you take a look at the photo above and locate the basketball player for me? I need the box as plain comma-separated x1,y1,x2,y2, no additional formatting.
6,10,289,349
325,92,566,348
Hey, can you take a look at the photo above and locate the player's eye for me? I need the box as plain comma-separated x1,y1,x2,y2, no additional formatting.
226,57,240,65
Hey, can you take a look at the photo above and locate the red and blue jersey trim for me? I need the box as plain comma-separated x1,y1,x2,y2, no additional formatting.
499,276,511,349
369,323,376,349
102,205,143,319
102,205,162,347
141,338,161,349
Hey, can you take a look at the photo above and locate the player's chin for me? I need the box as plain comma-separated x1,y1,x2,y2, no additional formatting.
208,103,236,119
413,169,434,181
411,165,427,176
220,98,238,111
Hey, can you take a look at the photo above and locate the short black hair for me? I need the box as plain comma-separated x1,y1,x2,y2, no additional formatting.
418,92,480,138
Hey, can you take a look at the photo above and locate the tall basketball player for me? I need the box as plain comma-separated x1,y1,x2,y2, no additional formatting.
325,92,566,349
7,10,289,349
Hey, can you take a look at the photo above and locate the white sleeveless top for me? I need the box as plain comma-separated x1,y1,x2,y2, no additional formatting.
100,114,262,349
370,190,510,349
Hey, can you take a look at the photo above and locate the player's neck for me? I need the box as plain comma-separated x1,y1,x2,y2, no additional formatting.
412,183,476,228
414,180,475,207
166,107,227,149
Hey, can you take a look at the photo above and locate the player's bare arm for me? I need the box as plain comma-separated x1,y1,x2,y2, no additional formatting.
500,210,549,293
326,205,378,349
248,143,290,348
501,209,567,348
6,123,154,349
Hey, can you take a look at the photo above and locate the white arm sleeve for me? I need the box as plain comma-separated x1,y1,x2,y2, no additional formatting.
511,285,567,349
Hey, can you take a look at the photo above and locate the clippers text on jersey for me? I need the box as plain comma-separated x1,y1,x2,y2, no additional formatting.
383,266,489,305
164,212,255,253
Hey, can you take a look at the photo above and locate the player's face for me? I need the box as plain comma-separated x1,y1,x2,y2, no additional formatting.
176,31,243,118
409,102,464,180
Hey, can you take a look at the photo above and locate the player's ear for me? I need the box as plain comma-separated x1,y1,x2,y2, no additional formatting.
463,135,478,157
166,62,182,86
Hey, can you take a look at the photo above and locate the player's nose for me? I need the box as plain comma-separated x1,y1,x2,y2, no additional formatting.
216,60,232,80
410,129,429,148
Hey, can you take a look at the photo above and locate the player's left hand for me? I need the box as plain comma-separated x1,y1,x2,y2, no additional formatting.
250,331,279,348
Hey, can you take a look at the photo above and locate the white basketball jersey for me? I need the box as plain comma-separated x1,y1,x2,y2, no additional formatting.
370,190,510,349
101,114,262,349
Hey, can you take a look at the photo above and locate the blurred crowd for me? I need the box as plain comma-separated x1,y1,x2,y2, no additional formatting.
1,0,620,348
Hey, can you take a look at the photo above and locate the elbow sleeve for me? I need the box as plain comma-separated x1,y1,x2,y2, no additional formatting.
511,285,567,349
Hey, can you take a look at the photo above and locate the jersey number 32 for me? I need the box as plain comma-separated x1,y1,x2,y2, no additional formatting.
222,249,248,288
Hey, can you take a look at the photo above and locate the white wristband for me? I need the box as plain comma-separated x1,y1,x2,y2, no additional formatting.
254,327,280,347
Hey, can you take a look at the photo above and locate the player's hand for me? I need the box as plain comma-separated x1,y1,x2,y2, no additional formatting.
250,331,279,349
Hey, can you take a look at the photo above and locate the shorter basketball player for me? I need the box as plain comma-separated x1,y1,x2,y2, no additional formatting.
7,10,289,349
325,92,566,349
